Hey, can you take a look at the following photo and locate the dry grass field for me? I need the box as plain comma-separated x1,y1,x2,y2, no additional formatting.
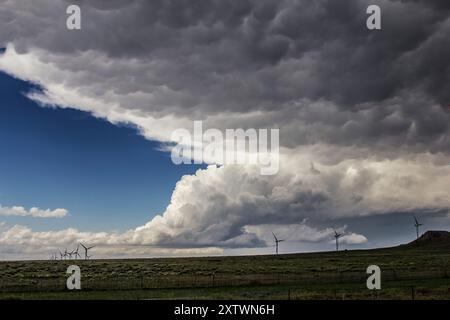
1,231,450,300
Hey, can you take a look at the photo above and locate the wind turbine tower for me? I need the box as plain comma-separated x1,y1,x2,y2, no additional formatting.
272,233,285,255
414,216,423,239
333,229,343,252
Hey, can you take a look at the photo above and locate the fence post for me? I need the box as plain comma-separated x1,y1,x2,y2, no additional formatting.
411,286,415,300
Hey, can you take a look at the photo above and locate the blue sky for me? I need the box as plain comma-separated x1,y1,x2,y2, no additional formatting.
0,71,201,233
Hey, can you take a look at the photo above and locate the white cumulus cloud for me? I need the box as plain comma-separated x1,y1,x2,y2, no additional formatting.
0,205,68,218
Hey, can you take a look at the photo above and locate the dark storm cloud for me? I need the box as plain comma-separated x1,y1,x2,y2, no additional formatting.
1,0,448,152
2,1,448,101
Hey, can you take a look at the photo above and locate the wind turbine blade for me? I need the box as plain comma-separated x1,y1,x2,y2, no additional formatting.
272,233,277,242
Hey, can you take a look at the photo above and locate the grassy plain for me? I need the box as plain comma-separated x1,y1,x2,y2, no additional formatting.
1,242,450,299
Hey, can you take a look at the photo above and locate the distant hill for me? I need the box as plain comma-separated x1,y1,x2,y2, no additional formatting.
402,230,450,249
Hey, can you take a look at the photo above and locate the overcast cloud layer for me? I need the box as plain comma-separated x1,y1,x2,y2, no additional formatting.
0,0,449,259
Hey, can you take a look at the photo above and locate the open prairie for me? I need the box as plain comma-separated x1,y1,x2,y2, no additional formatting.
1,232,450,300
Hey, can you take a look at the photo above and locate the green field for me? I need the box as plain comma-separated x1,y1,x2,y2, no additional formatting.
1,237,450,300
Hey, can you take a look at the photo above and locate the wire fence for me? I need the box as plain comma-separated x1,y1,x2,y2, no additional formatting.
1,268,449,296
285,284,450,300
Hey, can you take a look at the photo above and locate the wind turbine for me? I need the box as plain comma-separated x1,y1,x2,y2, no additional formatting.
333,229,343,252
80,243,95,260
272,233,284,255
73,244,81,260
413,216,423,239
68,249,75,260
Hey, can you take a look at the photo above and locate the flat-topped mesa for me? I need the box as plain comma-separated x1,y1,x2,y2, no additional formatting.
406,230,450,248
